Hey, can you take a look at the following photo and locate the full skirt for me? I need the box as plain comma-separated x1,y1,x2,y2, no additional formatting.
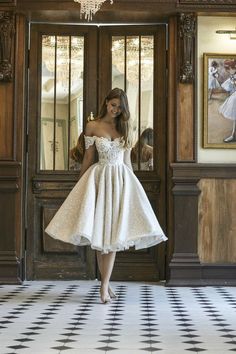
45,163,167,253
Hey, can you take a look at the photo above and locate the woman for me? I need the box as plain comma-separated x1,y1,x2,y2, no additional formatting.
45,88,167,303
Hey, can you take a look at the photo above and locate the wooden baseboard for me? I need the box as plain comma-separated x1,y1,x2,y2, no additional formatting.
167,260,236,286
0,251,23,284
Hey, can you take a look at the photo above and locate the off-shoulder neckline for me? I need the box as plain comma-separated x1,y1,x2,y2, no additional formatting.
84,135,123,142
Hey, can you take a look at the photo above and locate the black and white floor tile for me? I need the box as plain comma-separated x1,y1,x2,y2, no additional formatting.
0,281,236,353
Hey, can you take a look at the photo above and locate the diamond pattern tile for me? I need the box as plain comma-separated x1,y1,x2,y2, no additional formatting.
0,281,236,353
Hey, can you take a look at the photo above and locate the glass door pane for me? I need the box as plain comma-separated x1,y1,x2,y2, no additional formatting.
40,35,84,171
112,35,154,171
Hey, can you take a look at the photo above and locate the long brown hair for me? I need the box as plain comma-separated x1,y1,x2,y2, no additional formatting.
70,132,85,163
97,88,131,148
131,128,153,162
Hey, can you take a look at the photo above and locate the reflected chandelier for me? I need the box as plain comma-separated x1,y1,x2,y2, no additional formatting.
74,0,114,21
42,36,84,89
112,37,154,83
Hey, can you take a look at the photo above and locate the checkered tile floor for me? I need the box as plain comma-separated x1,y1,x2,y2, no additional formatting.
0,281,236,353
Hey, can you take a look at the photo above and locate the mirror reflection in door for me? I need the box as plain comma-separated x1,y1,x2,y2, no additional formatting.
40,34,155,172
112,35,154,171
40,35,84,171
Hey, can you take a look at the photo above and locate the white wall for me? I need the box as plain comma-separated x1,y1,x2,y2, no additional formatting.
198,16,236,163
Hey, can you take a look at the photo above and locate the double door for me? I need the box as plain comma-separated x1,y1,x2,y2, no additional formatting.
26,23,167,280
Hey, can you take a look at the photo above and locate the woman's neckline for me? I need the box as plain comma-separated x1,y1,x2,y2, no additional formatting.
85,134,123,142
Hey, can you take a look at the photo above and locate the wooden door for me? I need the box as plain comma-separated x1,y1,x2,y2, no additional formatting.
26,24,98,279
26,24,167,281
99,25,167,281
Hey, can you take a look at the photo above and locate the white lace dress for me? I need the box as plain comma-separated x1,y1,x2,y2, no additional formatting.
45,135,167,253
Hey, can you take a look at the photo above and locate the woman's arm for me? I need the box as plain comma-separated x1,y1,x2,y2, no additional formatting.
78,144,96,179
124,148,133,171
78,121,96,179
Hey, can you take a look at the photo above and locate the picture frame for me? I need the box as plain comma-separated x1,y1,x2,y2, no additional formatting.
203,53,236,148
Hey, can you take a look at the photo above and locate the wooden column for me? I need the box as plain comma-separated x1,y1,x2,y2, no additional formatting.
168,169,202,285
166,13,200,285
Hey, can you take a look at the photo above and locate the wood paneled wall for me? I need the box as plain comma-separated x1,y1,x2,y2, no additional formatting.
169,164,236,286
177,83,194,161
0,12,26,283
199,179,236,263
0,84,14,159
176,13,196,162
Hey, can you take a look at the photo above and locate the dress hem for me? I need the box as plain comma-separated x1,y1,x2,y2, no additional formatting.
46,230,168,254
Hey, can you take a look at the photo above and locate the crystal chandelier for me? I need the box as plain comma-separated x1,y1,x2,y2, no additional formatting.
74,0,114,21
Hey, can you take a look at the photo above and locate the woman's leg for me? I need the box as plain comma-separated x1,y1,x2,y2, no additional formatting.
96,251,116,303
96,251,117,300
96,251,103,277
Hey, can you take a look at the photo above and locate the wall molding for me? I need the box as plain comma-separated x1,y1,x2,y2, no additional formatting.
172,163,236,179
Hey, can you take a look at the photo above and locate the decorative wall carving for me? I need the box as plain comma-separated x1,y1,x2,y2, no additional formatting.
178,13,196,83
0,12,15,82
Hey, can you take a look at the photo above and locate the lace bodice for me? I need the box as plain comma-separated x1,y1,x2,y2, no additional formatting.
84,135,124,165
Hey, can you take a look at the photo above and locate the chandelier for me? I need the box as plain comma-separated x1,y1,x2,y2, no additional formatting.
42,36,84,89
74,0,114,21
112,36,154,84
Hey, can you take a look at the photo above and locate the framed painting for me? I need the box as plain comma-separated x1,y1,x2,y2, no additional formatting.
203,53,236,148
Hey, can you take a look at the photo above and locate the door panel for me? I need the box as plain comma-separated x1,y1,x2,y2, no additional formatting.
27,24,167,281
99,25,167,281
27,24,98,280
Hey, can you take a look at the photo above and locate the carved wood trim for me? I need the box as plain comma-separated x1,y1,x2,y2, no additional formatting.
0,11,15,82
178,13,196,84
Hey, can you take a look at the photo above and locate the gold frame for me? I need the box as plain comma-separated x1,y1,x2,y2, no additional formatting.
203,53,236,149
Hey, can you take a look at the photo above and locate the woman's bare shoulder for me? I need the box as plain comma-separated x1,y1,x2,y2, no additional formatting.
85,119,100,136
